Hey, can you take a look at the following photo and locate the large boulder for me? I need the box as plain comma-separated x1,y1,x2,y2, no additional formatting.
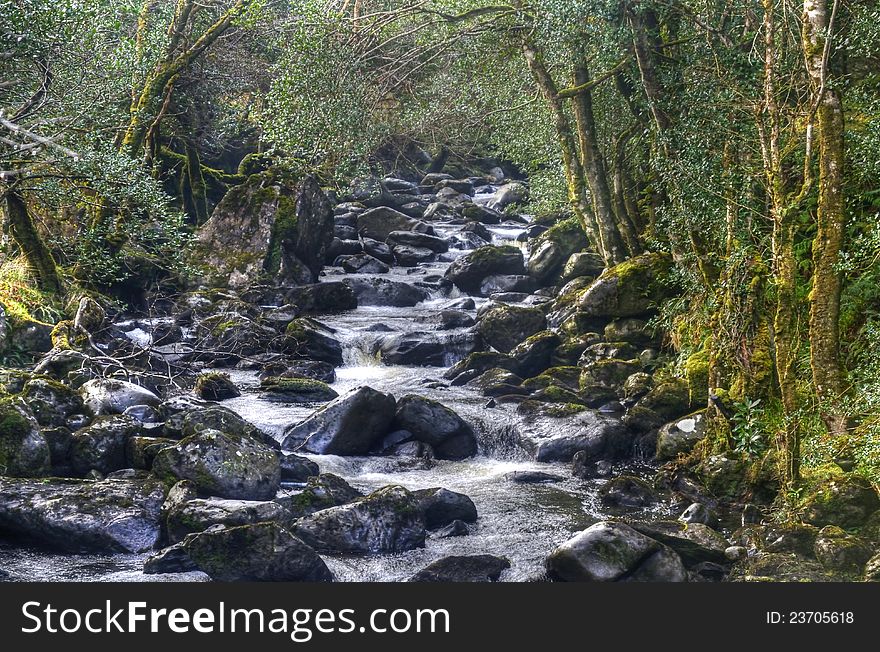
183,522,332,581
546,521,687,582
80,378,160,415
813,526,874,575
477,304,546,353
521,411,632,463
801,474,880,529
413,487,478,528
510,330,561,378
0,398,50,477
343,277,429,307
275,473,362,518
281,386,397,454
0,476,166,552
166,497,290,543
285,318,343,365
444,246,525,295
628,521,729,566
656,411,708,460
194,173,334,288
21,379,86,428
283,281,357,313
393,395,477,460
377,331,481,367
487,182,528,211
527,218,591,285
357,206,431,241
153,429,281,500
386,230,449,253
577,252,673,318
409,555,510,582
292,485,426,553
71,415,143,476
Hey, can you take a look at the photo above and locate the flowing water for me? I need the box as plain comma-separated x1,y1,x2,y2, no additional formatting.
1,187,662,582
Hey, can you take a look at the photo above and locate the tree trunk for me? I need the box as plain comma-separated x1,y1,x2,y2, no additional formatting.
185,142,210,224
803,0,847,435
2,190,63,294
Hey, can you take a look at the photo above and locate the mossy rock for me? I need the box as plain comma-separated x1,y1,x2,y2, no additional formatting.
551,334,602,365
527,218,591,285
443,351,520,381
800,472,880,529
577,252,673,318
684,349,709,409
476,304,546,354
0,397,50,477
521,366,581,392
259,377,339,403
530,385,586,405
444,245,525,294
194,372,241,401
579,359,641,392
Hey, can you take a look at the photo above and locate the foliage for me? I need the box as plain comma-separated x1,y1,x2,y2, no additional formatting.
731,398,769,458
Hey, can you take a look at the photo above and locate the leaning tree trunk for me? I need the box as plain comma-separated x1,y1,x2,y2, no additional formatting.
2,190,62,294
803,0,847,435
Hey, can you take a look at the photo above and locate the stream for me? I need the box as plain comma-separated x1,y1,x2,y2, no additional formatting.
1,186,664,582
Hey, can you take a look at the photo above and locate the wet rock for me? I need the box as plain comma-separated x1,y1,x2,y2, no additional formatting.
126,435,174,470
0,398,50,477
80,378,160,416
624,379,691,432
600,476,659,508
479,275,537,297
604,318,657,346
153,429,281,500
71,415,143,476
261,360,337,384
392,244,435,266
656,411,708,460
413,487,478,529
377,331,481,367
166,497,290,543
260,377,339,403
436,178,475,196
505,470,564,484
813,526,873,575
344,277,430,307
362,238,394,263
415,310,475,330
433,519,470,538
511,330,561,378
680,503,719,528
394,395,477,460
284,281,358,313
292,485,425,553
143,542,198,575
409,555,510,582
337,254,389,274
445,245,525,295
546,521,687,582
801,474,880,529
183,522,332,581
179,406,277,452
0,476,166,552
629,521,728,565
529,412,631,463
444,351,520,381
275,474,362,519
477,304,546,353
461,203,502,224
281,386,396,454
357,206,431,241
445,297,476,310
21,379,86,428
280,453,319,482
386,230,449,253
282,318,342,365
123,404,161,424
194,372,241,401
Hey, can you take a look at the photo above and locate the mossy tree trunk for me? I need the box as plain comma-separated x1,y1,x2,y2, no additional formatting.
2,189,63,294
185,141,210,224
803,0,848,436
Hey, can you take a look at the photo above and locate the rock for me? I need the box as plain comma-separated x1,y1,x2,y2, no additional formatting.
623,372,654,405
695,453,779,504
445,246,525,295
600,476,659,508
487,182,528,211
392,244,435,266
527,219,590,285
71,415,143,476
505,470,564,484
393,395,477,460
414,310,475,330
143,543,198,575
461,203,502,224
625,379,691,432
656,411,708,460
409,555,510,582
337,254,389,274
335,224,357,239
546,522,687,582
0,476,166,552
21,379,85,428
362,238,394,263
680,503,719,528
801,474,880,529
284,281,358,313
183,522,332,581
510,330,561,378
123,404,161,423
166,497,290,543
194,173,334,287
479,274,537,297
285,318,343,365
260,360,337,384
275,474,362,518
413,487,478,529
80,379,160,415
10,320,53,354
377,331,481,367
444,351,520,381
434,519,470,538
436,178,475,195
386,230,449,253
344,277,430,307
357,207,430,241
292,485,425,553
468,368,526,396
477,304,546,353
0,398,50,477
179,406,276,450
579,359,641,395
561,251,605,282
280,453,319,482
281,386,396,454
864,552,880,582
604,318,657,346
153,429,281,500
126,435,174,470
577,252,673,318
194,372,241,401
629,521,728,565
813,525,874,575
529,411,631,463
260,377,339,403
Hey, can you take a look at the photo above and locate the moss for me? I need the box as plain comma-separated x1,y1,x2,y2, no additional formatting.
263,192,299,276
684,348,710,409
533,385,586,405
260,377,331,393
522,366,581,392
